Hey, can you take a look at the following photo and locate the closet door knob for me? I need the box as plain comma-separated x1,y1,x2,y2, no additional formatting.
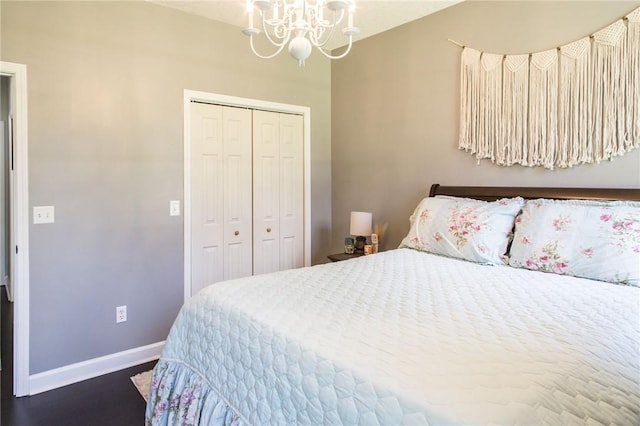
267,227,272,233
234,230,239,236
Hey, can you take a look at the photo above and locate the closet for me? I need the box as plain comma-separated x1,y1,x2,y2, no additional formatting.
190,102,304,296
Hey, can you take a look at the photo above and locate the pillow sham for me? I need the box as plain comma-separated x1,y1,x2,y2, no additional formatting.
508,198,640,286
399,195,524,265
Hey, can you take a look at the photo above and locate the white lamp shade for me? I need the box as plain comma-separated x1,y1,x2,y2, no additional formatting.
350,211,372,236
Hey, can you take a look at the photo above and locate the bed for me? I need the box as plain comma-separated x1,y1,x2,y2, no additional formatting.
146,184,640,425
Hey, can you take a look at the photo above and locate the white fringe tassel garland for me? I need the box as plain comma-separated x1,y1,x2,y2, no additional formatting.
458,7,640,169
628,8,640,145
501,54,529,166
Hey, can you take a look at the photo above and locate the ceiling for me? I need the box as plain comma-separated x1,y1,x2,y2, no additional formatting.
149,0,463,50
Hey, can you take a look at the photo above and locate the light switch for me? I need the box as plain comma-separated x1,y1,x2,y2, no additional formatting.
170,200,180,216
33,206,55,224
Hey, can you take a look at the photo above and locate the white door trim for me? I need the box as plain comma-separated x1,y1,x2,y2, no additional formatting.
183,90,311,302
1,121,5,290
1,61,30,397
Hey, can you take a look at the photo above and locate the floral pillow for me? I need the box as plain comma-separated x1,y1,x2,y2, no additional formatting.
509,199,640,286
399,195,524,265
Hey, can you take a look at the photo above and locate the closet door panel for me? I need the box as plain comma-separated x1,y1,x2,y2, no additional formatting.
191,102,224,294
202,246,223,288
222,106,253,281
253,110,281,275
279,113,304,270
191,101,305,294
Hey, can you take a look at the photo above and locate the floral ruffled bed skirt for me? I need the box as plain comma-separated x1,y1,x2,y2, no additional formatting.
145,359,244,426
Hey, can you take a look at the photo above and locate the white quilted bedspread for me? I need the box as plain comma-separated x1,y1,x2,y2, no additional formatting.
161,248,640,425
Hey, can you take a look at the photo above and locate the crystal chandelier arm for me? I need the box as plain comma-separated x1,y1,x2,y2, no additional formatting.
308,23,337,48
314,36,354,60
261,10,289,47
262,25,288,47
308,9,344,48
249,35,287,59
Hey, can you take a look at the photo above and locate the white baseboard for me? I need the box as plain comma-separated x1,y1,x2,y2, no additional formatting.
28,341,164,395
1,275,7,286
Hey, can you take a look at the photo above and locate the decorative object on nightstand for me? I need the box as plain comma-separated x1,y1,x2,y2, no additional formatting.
373,222,388,252
350,211,372,253
344,237,355,254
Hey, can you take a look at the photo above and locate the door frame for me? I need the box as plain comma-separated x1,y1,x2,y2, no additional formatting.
1,61,30,397
183,90,311,301
1,121,5,290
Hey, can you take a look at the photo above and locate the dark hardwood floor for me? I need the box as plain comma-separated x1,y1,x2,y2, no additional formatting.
1,287,156,425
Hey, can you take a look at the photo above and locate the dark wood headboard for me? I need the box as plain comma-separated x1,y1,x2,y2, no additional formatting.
429,184,640,202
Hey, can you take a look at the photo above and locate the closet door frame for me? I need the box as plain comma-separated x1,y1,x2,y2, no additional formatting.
183,90,311,301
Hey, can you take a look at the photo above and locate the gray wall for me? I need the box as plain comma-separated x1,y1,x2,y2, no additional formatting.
1,1,332,374
331,1,640,253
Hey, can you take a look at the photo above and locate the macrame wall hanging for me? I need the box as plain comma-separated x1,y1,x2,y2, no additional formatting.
452,6,640,169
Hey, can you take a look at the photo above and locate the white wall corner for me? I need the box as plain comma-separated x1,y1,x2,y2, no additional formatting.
28,341,164,395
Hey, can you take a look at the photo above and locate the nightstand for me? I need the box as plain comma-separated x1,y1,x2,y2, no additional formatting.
327,252,364,262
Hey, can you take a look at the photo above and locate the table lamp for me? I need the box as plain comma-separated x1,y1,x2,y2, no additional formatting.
350,211,372,253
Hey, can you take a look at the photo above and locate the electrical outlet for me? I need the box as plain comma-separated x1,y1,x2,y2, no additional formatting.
116,305,127,323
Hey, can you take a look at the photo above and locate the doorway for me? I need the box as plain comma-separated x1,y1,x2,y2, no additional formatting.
0,61,29,397
2,76,11,300
1,75,8,402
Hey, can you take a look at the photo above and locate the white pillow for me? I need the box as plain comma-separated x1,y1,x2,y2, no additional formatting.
399,195,524,265
509,198,640,286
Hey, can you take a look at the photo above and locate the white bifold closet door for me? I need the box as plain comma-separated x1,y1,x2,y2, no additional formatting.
253,110,304,275
190,102,253,295
190,103,304,295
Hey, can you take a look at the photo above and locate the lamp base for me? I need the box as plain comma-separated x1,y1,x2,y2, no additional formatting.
354,235,366,253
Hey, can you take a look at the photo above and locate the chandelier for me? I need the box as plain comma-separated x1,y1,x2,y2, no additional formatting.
242,0,360,66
